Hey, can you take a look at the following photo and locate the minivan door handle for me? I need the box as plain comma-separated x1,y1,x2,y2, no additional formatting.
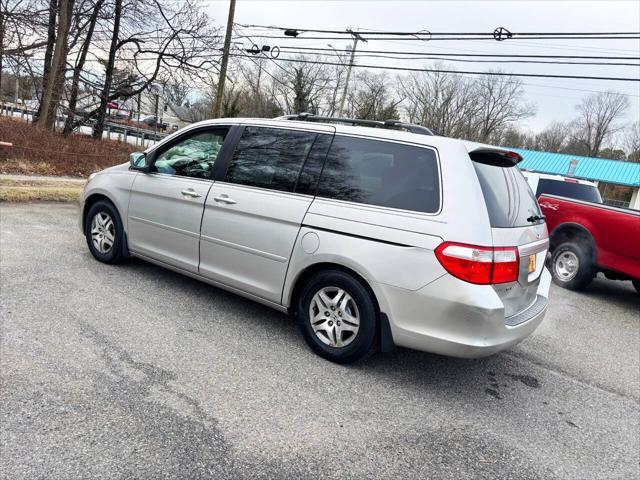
181,189,202,198
213,194,237,205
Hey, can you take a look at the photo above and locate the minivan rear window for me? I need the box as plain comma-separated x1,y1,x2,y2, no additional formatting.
316,136,440,214
536,178,603,203
473,162,541,228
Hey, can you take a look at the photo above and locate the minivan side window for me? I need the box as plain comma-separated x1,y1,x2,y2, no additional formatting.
225,126,318,193
316,136,440,214
152,128,228,179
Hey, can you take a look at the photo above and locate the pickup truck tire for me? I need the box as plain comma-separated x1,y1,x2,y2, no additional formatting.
550,242,594,291
633,280,640,295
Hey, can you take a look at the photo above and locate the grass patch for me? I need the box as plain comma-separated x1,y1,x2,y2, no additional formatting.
0,178,84,202
0,117,137,177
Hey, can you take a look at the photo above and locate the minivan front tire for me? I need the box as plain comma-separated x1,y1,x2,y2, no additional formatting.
84,200,126,264
298,269,377,364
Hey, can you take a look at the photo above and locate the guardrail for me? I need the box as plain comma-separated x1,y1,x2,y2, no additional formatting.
0,103,167,146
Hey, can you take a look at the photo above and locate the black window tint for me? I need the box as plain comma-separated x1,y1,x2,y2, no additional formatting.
473,162,541,227
225,126,317,192
536,179,603,203
152,129,228,179
316,136,440,213
295,134,333,195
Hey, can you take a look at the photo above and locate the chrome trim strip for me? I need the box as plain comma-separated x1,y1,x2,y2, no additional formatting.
128,215,200,239
200,234,288,263
212,181,315,200
518,238,550,257
146,172,214,183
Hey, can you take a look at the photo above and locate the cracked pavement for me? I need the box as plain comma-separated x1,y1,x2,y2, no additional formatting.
1,203,639,479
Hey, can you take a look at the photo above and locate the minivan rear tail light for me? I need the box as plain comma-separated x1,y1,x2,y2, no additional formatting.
434,242,519,285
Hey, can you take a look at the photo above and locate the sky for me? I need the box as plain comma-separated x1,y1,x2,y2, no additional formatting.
202,0,640,134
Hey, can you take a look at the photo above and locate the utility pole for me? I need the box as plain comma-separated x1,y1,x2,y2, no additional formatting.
212,0,236,118
338,29,366,117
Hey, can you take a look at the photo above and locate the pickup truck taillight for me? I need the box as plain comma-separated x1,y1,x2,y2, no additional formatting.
435,242,520,285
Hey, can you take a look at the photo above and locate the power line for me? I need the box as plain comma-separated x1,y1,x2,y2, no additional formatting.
238,28,640,55
229,53,640,82
274,49,640,67
236,24,640,38
521,83,639,98
127,41,640,62
232,26,295,79
229,33,640,41
273,45,640,61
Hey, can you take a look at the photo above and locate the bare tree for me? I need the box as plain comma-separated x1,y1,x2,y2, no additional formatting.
161,75,191,107
36,0,57,116
35,0,75,130
348,71,399,121
63,0,104,134
622,121,640,162
571,91,629,157
91,0,121,138
57,0,220,137
533,121,570,152
494,126,533,149
398,69,478,137
474,72,535,143
270,57,330,115
0,0,50,100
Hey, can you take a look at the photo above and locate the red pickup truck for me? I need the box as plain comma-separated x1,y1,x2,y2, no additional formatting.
539,194,640,293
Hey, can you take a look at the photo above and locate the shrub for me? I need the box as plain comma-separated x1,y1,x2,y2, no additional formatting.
0,117,139,177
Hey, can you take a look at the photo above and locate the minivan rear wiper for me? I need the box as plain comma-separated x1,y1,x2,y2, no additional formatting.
526,214,545,223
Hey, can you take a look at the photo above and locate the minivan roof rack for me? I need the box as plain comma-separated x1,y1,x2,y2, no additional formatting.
275,113,434,136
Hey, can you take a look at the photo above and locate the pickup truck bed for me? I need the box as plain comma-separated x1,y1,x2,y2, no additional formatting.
538,194,640,293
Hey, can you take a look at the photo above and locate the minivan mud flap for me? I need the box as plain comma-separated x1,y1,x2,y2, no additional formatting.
379,312,396,352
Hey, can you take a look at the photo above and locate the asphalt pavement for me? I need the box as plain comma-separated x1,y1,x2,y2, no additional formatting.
1,203,638,479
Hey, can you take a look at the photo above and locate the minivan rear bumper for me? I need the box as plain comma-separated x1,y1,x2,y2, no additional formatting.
375,267,551,358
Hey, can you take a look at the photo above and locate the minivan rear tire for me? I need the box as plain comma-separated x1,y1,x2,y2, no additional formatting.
298,270,377,364
550,242,594,291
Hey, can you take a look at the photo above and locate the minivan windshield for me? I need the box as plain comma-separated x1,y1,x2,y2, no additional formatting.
535,178,603,203
473,162,541,228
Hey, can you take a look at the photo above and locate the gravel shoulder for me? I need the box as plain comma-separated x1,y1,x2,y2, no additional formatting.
1,203,638,480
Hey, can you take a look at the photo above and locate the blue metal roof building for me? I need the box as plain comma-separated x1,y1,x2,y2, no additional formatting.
511,148,640,187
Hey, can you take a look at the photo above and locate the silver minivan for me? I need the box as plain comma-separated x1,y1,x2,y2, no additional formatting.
80,116,551,363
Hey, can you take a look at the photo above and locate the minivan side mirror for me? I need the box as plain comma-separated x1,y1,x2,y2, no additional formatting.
129,152,149,172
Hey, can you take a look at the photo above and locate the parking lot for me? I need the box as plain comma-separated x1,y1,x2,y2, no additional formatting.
1,202,638,479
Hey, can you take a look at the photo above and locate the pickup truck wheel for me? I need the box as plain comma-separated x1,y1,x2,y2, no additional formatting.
550,242,594,291
632,280,640,295
298,270,377,364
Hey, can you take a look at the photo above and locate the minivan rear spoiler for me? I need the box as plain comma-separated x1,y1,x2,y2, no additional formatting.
468,148,523,168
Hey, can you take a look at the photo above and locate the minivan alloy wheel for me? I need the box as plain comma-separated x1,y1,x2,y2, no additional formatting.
554,251,579,281
90,212,115,254
309,286,360,348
